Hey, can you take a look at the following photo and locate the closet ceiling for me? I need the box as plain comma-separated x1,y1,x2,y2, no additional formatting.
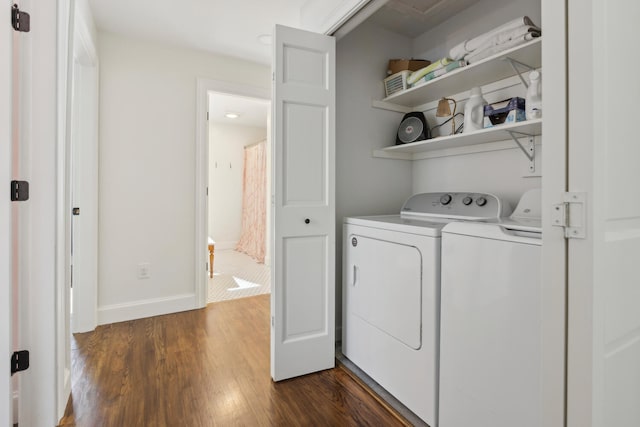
369,0,481,37
88,0,306,65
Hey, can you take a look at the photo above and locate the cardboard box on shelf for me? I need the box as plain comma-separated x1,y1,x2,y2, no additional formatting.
387,59,431,76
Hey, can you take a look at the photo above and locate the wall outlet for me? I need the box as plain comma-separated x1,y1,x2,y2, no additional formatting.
138,263,151,279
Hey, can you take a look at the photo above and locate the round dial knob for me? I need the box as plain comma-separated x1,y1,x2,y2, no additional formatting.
462,196,473,206
440,194,452,205
476,197,487,207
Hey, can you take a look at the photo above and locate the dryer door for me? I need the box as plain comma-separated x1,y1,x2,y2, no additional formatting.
348,234,422,349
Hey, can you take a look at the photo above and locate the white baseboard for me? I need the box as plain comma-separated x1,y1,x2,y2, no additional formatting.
13,390,18,424
98,293,197,325
214,240,238,251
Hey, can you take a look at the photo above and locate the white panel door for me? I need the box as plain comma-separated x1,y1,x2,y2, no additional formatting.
271,24,335,381
70,44,99,334
1,1,13,422
567,1,640,426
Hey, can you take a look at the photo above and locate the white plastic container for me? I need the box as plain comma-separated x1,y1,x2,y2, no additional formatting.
463,87,487,133
526,70,542,120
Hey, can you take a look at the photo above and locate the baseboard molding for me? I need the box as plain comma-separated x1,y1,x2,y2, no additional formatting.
13,390,18,424
98,293,197,325
215,241,238,251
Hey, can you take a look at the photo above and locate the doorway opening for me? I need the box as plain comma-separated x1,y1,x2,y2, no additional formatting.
206,91,272,304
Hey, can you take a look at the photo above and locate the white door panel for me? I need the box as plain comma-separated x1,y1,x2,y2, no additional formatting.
271,25,335,381
568,1,640,426
70,42,99,334
282,236,328,340
282,103,327,204
1,0,13,422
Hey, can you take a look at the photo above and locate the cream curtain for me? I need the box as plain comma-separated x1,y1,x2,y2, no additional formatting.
236,141,267,263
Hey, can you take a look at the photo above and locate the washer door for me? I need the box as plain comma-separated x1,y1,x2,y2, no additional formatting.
349,234,422,349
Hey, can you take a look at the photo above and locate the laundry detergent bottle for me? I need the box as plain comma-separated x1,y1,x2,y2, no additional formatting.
463,86,487,133
526,70,542,120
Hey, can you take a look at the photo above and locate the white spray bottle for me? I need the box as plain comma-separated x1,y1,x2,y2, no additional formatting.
463,86,487,133
526,70,542,120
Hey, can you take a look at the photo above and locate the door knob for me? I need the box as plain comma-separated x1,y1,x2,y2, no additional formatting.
72,207,80,216
304,218,310,224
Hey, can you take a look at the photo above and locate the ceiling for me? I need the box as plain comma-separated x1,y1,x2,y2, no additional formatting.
87,0,471,125
369,0,482,38
208,92,269,128
88,0,307,65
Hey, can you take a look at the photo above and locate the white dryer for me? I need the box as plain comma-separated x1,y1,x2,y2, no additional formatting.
343,192,509,426
439,189,542,427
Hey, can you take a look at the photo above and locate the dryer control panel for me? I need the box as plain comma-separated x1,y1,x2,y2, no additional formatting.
400,192,510,220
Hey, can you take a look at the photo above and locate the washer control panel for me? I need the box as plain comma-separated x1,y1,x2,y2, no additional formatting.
401,192,509,220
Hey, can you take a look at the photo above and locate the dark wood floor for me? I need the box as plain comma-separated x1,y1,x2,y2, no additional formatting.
59,294,408,426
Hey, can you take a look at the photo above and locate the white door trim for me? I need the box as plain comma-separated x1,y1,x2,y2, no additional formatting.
539,0,568,425
55,0,74,421
1,0,13,422
194,78,270,308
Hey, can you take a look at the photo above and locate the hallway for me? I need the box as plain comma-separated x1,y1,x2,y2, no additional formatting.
59,295,407,426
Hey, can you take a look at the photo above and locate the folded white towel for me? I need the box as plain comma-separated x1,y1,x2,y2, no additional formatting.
449,16,540,60
449,42,470,61
470,25,541,56
465,33,539,64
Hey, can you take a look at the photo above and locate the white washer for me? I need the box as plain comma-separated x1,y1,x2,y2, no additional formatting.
343,192,509,426
439,189,542,427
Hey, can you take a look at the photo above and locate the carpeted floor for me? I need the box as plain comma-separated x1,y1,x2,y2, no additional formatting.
207,249,271,304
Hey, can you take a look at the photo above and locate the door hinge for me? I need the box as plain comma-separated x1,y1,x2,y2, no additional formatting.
11,350,29,375
10,180,29,201
11,4,30,32
552,192,586,239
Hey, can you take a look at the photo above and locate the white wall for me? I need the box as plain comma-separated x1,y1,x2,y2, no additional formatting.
208,122,266,250
410,0,543,208
97,32,269,324
335,20,414,332
411,0,542,61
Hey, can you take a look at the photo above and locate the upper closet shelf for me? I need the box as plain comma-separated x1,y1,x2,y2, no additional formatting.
379,38,542,109
374,118,542,160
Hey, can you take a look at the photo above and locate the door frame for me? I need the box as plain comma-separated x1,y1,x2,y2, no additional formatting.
1,0,13,422
194,78,270,307
539,0,569,425
55,0,74,420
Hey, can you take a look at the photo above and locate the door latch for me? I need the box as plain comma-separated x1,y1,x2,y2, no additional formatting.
552,192,586,239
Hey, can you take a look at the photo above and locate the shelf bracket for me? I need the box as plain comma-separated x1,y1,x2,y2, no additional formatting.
504,57,535,89
507,131,535,172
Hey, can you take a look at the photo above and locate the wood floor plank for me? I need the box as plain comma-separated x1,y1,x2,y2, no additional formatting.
59,295,407,427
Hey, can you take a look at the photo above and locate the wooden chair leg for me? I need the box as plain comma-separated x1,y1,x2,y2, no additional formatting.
208,244,214,278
